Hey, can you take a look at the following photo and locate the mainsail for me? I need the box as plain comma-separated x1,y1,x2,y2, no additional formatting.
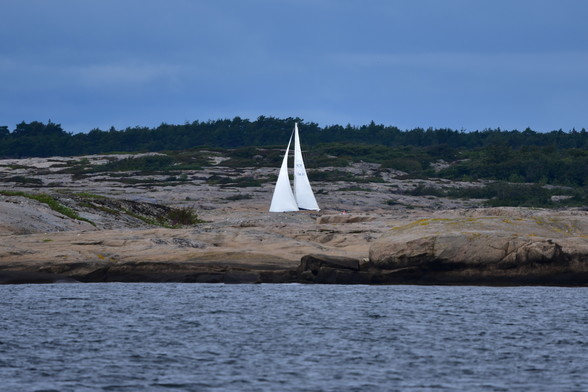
269,123,320,212
268,133,298,212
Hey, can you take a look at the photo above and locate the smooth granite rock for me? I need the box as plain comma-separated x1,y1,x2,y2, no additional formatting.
367,214,588,285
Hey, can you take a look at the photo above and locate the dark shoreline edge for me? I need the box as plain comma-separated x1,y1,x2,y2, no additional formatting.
2,271,587,287
2,254,587,287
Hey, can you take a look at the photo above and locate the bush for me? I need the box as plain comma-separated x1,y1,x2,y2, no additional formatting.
442,182,554,207
401,184,446,197
100,155,175,172
381,158,423,174
393,182,581,208
165,207,203,226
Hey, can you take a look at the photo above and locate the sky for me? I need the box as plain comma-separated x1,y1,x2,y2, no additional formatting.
1,0,587,133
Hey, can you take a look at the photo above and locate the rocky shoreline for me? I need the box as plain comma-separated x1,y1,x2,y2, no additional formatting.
2,249,587,286
1,154,587,286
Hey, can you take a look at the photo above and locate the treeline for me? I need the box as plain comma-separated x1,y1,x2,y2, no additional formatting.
1,117,587,188
1,117,588,158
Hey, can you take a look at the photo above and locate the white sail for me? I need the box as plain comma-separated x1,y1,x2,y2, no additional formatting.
269,123,319,212
269,133,299,212
293,123,320,211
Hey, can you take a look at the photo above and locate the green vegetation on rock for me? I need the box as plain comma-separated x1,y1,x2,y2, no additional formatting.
0,190,95,225
399,182,588,208
1,118,587,209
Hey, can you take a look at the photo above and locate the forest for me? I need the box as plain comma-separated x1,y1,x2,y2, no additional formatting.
1,117,587,192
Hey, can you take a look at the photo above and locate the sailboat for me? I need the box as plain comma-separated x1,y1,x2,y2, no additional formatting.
269,123,320,212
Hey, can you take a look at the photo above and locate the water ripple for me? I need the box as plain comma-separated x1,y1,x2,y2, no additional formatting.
0,284,587,391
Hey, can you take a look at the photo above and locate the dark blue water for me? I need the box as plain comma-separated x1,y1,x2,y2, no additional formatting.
1,284,587,392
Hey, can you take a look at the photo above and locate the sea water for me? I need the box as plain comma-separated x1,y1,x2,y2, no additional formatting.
0,283,586,392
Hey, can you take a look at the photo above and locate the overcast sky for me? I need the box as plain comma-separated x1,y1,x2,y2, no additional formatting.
1,0,587,133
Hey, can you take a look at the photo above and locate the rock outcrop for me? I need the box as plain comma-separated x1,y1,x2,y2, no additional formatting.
2,154,588,286
367,211,588,285
296,254,369,284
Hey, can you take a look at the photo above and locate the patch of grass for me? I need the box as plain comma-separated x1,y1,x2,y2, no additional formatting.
206,175,264,188
219,147,287,168
224,193,253,200
385,199,415,209
74,192,107,199
308,170,383,183
399,184,448,197
1,164,33,170
121,205,203,228
94,177,164,185
393,182,588,208
80,202,120,215
0,190,95,226
381,157,424,174
164,149,211,169
0,176,43,185
165,174,188,182
95,155,175,172
91,174,190,186
307,170,354,182
123,209,159,226
337,185,373,192
60,154,194,178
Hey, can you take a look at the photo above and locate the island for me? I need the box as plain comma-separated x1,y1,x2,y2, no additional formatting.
1,152,587,286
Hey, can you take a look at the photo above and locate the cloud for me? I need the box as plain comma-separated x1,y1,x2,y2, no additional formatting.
328,51,588,77
1,1,587,132
74,63,186,88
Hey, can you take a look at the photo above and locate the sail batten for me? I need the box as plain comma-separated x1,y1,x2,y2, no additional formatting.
269,123,320,212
